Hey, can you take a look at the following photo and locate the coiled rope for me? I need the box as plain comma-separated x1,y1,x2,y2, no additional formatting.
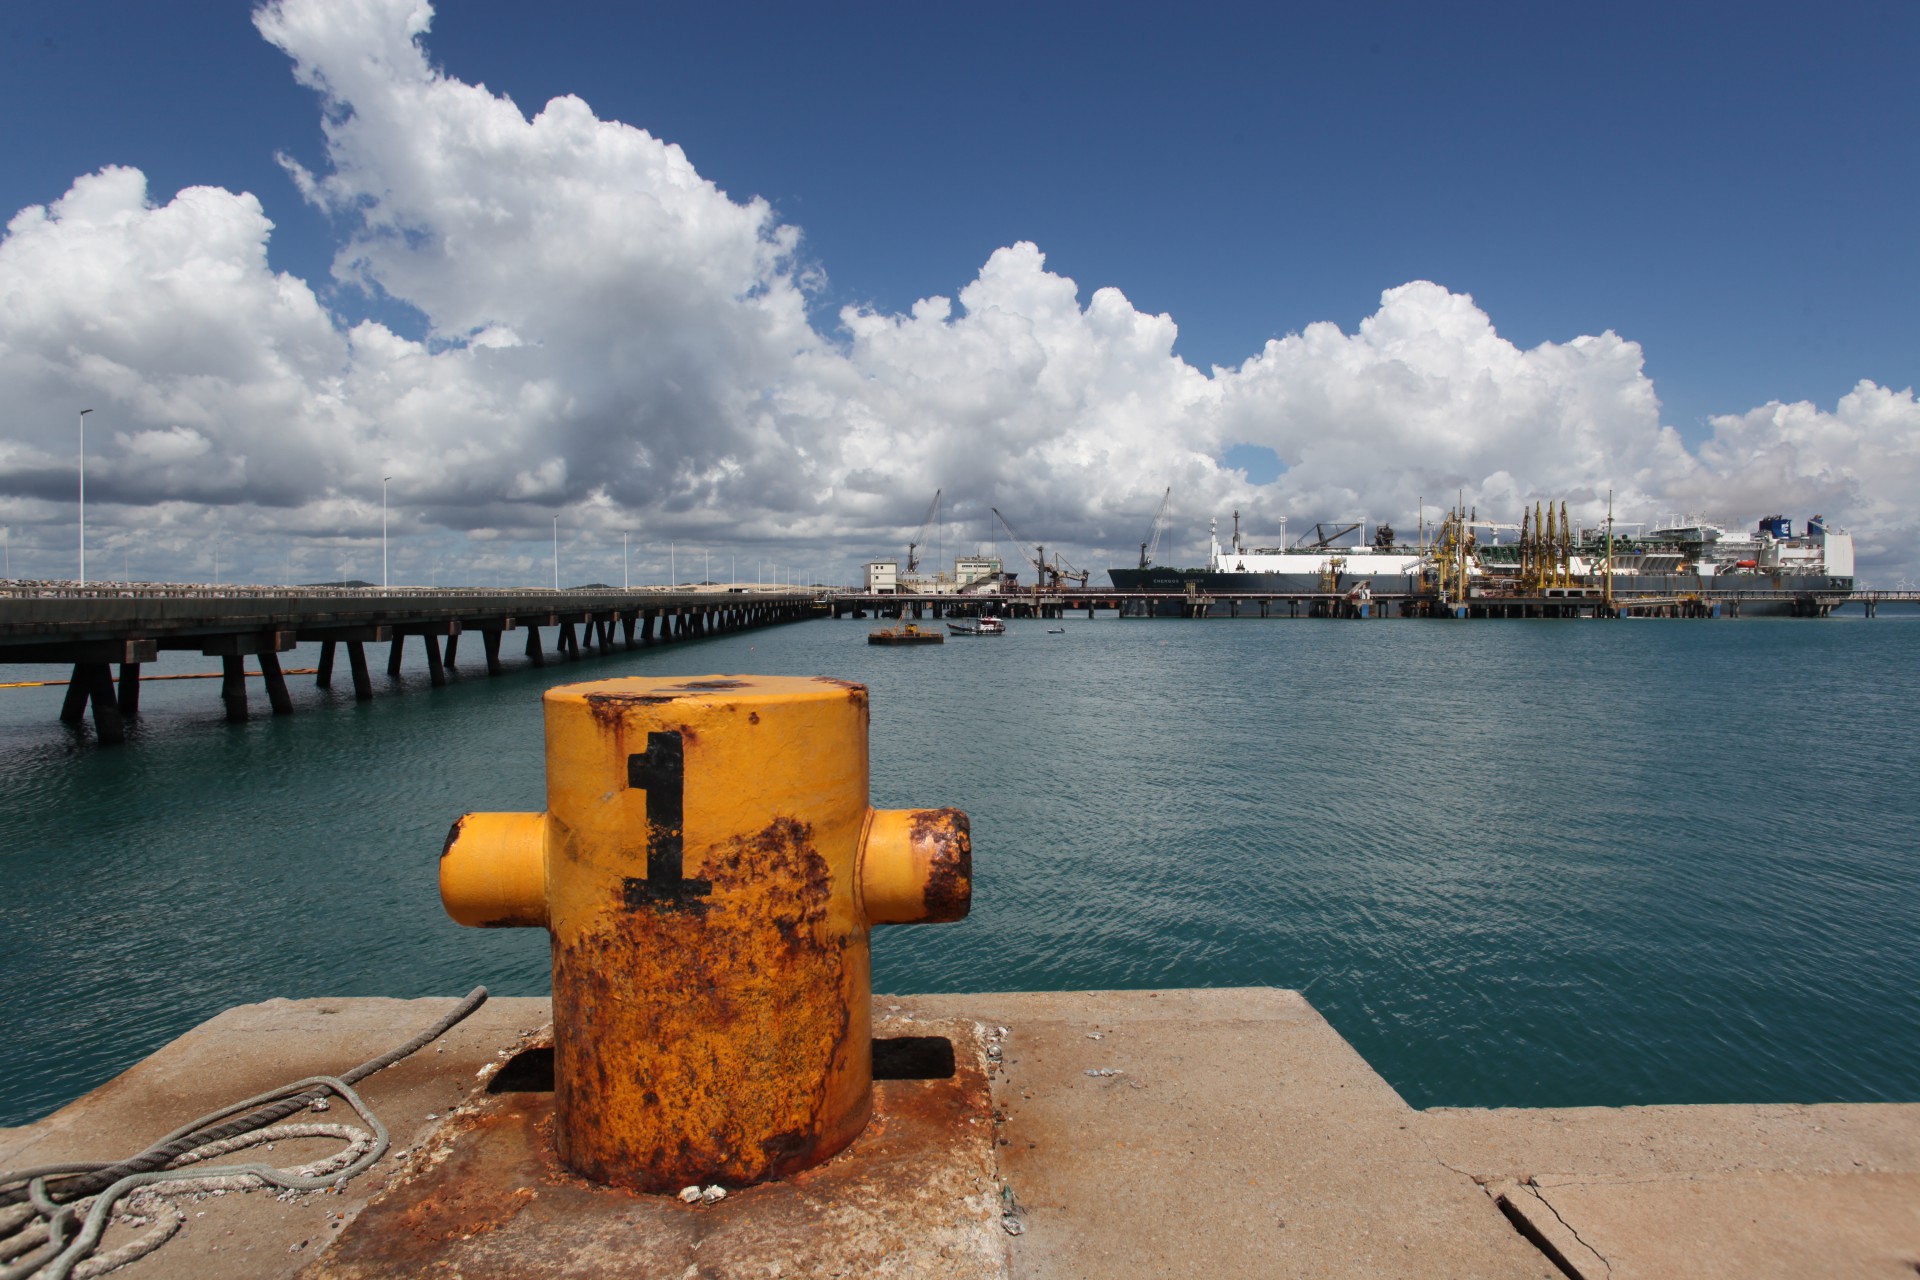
0,986,488,1280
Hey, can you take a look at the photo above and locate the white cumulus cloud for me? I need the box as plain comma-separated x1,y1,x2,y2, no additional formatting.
0,0,1912,585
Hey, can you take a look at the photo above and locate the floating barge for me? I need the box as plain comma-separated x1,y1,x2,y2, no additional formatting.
868,622,943,645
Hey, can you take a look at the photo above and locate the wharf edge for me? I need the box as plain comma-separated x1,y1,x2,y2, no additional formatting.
5,988,1915,1278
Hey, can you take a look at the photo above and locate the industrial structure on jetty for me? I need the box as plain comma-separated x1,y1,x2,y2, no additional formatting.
848,500,1913,622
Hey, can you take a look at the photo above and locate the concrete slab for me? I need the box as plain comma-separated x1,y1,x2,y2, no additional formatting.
1420,1103,1920,1278
1489,1172,1920,1280
900,988,1556,1280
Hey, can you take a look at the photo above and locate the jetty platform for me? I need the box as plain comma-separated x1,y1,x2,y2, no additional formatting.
6,988,1914,1278
832,587,1920,621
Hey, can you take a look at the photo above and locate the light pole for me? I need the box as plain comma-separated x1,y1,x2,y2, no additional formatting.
381,475,392,590
624,532,630,590
78,409,93,585
553,516,559,590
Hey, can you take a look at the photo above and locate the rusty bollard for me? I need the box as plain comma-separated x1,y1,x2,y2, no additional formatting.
438,675,971,1190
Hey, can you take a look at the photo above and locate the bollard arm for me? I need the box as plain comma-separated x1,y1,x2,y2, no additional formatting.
441,811,550,928
860,807,972,925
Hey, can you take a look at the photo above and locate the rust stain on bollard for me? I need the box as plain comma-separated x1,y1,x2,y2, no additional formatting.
911,807,973,923
552,816,863,1187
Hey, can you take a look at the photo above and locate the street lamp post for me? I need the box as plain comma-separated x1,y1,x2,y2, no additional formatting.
382,475,392,590
553,516,559,590
78,409,93,586
624,532,629,590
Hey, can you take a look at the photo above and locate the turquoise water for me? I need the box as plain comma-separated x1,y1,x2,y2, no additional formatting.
4,614,1919,1126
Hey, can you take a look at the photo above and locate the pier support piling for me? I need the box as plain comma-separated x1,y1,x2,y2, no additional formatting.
347,642,373,702
79,664,124,743
526,626,545,666
221,655,249,723
482,630,503,676
60,666,88,725
444,632,460,668
424,635,447,687
116,663,140,718
259,651,295,715
387,635,406,678
316,641,336,688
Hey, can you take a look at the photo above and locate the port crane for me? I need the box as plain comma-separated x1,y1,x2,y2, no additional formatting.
1138,487,1173,570
991,507,1090,590
906,489,941,574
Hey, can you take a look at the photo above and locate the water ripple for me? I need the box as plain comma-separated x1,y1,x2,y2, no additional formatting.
5,616,1920,1122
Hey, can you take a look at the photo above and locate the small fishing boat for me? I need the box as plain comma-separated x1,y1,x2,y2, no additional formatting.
1046,627,1065,634
868,622,943,645
947,615,1007,636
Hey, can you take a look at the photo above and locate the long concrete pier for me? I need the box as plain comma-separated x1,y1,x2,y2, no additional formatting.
0,585,820,743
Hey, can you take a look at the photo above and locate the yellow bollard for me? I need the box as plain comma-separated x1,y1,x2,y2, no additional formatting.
439,674,971,1191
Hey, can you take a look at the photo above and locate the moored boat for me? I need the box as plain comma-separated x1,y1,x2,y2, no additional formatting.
947,615,1007,636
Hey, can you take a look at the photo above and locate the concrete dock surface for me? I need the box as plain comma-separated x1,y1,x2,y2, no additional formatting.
4,988,1916,1277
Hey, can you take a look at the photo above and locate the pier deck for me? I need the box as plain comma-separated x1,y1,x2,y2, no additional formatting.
0,585,820,743
5,989,1914,1278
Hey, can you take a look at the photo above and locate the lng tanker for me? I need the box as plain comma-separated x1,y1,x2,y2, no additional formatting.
1107,510,1855,616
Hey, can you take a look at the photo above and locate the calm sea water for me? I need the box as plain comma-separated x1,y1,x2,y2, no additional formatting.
4,611,1918,1126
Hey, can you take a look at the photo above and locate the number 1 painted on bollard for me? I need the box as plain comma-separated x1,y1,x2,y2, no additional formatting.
623,730,712,911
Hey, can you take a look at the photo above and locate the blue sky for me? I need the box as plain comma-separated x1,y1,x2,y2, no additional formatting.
1,1,1916,582
9,2,1911,433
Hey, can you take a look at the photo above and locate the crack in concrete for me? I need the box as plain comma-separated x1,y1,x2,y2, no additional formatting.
1409,1122,1510,1190
1410,1122,1602,1278
1526,1185,1612,1279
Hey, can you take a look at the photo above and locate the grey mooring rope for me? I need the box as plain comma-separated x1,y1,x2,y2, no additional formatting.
0,986,488,1280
